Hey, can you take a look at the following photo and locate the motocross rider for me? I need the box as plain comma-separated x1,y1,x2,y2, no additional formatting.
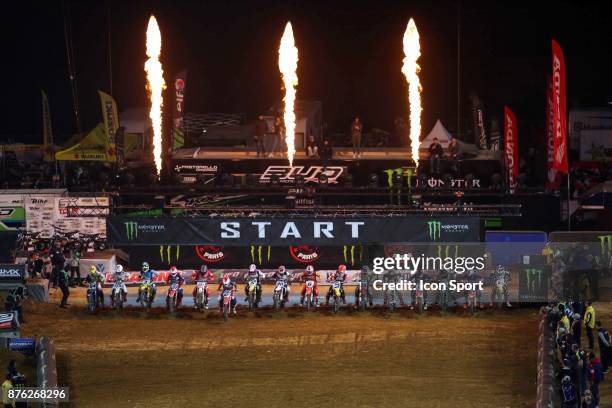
273,265,291,302
463,268,483,309
218,275,238,314
243,264,265,303
136,262,158,303
85,265,105,308
300,265,319,306
326,264,347,305
191,264,216,309
409,268,428,309
490,264,512,307
383,268,405,306
166,266,185,308
110,264,128,304
355,265,374,308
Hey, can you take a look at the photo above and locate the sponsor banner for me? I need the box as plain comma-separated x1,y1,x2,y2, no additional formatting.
504,106,519,190
0,313,15,331
167,193,247,208
172,157,502,189
41,90,55,162
54,197,109,237
545,77,561,190
0,195,25,206
98,91,120,162
25,195,57,238
79,256,117,279
519,265,549,302
260,165,346,184
172,70,187,151
0,264,25,280
108,216,481,246
7,338,36,356
0,207,25,231
551,40,568,173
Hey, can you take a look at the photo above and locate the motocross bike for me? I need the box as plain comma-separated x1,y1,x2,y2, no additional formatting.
303,281,316,311
166,283,180,314
357,281,372,311
414,289,425,314
111,281,125,311
491,279,507,308
467,290,477,315
139,280,155,309
331,281,343,314
273,281,288,311
195,280,209,311
87,281,99,313
247,278,259,310
222,289,233,321
385,288,398,312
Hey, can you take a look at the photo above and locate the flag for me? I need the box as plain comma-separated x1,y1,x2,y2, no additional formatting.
504,106,519,191
470,92,488,149
98,91,120,162
41,90,54,162
172,70,187,151
551,39,568,173
545,77,560,190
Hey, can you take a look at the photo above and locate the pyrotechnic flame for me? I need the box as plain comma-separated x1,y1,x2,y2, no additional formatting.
401,18,422,167
144,15,166,177
278,22,299,166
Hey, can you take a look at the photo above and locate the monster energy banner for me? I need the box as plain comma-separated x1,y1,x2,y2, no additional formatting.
518,266,549,302
108,216,481,246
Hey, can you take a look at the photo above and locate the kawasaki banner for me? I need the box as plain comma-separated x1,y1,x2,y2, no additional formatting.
172,70,187,151
98,90,120,163
108,216,482,246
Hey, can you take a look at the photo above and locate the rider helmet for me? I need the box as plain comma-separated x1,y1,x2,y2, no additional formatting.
89,265,97,274
200,264,208,273
338,264,347,273
496,265,505,273
170,266,178,275
142,262,150,272
562,375,571,384
249,264,257,272
306,265,314,273
222,275,231,285
278,265,286,273
115,264,123,273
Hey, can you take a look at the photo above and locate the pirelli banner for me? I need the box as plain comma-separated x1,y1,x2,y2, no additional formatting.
107,216,482,246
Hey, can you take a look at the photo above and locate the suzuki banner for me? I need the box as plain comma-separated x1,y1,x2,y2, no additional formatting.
551,39,568,173
107,216,482,246
504,106,519,190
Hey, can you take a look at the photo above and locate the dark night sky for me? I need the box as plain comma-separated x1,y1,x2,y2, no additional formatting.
2,0,612,147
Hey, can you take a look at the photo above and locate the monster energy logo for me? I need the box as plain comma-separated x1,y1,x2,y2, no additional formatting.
383,167,413,188
159,245,180,265
428,221,441,241
524,268,543,298
598,235,612,257
343,245,363,266
250,245,271,265
437,245,459,259
125,221,138,240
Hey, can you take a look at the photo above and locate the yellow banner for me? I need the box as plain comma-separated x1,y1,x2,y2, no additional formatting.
55,123,112,162
98,91,119,162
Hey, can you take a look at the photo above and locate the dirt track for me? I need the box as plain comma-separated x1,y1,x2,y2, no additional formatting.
20,293,539,408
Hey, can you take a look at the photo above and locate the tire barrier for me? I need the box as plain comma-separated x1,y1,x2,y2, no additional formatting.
36,336,58,408
536,308,556,408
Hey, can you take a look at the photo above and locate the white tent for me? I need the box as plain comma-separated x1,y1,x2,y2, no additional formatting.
419,120,453,151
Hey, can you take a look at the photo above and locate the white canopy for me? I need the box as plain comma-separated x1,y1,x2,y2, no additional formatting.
419,120,453,150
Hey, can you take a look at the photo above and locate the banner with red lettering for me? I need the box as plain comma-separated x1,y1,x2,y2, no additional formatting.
504,106,518,190
546,77,561,190
551,40,568,173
